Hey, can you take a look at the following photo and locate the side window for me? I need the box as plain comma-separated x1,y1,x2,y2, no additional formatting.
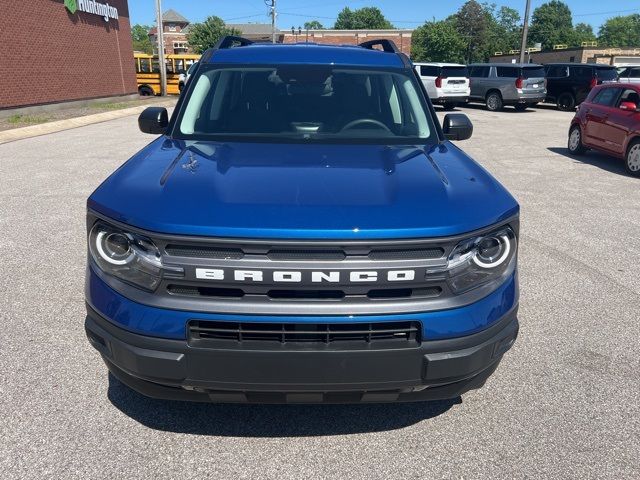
569,66,592,79
546,66,567,78
419,65,439,77
469,66,490,77
630,68,640,79
591,88,620,107
619,89,640,107
496,67,519,78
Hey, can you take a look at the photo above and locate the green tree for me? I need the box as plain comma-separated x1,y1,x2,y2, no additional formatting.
529,1,574,49
334,7,394,29
304,20,324,30
131,24,153,54
411,20,466,63
496,6,521,51
455,1,490,62
186,16,240,54
598,14,640,47
572,23,596,45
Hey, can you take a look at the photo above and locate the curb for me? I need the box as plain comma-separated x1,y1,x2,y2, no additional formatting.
0,100,176,145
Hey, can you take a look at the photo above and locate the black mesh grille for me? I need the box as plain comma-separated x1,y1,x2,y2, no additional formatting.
267,249,346,261
188,320,421,348
165,245,244,259
368,248,444,260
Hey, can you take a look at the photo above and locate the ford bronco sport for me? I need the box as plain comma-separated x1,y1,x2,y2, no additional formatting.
85,37,520,403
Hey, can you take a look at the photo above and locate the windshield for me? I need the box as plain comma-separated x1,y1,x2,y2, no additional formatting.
441,66,469,77
176,65,436,144
596,68,618,81
522,67,545,79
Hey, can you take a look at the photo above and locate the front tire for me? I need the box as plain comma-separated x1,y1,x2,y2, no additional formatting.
568,125,587,155
486,92,503,111
557,92,576,111
625,140,640,177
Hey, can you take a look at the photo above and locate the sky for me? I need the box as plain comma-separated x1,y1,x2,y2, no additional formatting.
128,0,640,32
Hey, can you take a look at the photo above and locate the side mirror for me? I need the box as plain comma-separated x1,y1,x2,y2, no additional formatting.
138,107,168,135
620,101,638,111
443,113,473,141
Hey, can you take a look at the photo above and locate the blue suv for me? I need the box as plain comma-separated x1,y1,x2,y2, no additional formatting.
85,37,519,403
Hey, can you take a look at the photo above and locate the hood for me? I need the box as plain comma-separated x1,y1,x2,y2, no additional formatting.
88,138,518,239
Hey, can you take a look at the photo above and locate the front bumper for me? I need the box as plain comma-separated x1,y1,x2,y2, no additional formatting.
85,303,518,403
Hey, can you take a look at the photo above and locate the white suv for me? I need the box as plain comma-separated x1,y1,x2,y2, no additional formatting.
414,63,470,110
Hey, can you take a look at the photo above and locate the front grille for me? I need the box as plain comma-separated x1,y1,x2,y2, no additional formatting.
156,235,457,314
267,249,346,261
368,248,444,260
188,320,421,349
165,245,244,259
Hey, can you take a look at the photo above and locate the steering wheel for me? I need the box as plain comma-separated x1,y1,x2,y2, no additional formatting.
340,118,392,133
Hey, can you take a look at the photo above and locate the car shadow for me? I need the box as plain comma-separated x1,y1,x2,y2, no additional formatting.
547,147,628,176
457,103,535,113
107,373,460,437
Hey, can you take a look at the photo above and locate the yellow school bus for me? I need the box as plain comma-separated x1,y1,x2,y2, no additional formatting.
134,53,201,96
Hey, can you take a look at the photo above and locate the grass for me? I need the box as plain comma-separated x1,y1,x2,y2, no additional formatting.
89,102,134,110
7,114,50,125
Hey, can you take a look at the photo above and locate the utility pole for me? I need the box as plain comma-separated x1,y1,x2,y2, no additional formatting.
155,0,167,95
519,0,531,64
267,0,277,43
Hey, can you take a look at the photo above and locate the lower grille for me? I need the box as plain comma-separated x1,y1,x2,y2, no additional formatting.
188,320,421,349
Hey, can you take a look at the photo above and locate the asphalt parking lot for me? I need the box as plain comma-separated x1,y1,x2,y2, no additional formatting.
1,104,638,479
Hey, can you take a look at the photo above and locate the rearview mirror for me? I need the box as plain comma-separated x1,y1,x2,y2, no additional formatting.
138,107,168,135
443,114,473,141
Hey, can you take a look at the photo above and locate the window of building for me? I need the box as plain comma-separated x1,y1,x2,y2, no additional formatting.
569,56,575,62
168,24,177,32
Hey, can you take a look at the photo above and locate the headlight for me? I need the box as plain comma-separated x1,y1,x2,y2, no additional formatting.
89,223,164,291
443,226,517,294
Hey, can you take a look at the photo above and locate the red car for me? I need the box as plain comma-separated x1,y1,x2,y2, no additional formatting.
568,83,640,176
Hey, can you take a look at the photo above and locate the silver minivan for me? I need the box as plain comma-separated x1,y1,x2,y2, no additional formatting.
468,63,546,111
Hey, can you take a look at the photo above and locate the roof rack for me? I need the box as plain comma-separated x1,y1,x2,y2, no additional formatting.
200,35,254,62
358,39,400,54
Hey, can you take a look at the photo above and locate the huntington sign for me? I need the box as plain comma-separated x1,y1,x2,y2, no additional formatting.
65,0,119,22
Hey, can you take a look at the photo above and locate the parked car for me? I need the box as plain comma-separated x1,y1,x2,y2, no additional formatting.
414,62,470,110
544,63,619,111
84,36,520,404
568,83,640,176
178,61,199,92
617,65,640,85
468,63,546,111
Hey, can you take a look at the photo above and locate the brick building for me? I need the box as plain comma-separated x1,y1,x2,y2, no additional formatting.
283,29,413,55
148,9,192,55
490,46,640,65
0,0,137,110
